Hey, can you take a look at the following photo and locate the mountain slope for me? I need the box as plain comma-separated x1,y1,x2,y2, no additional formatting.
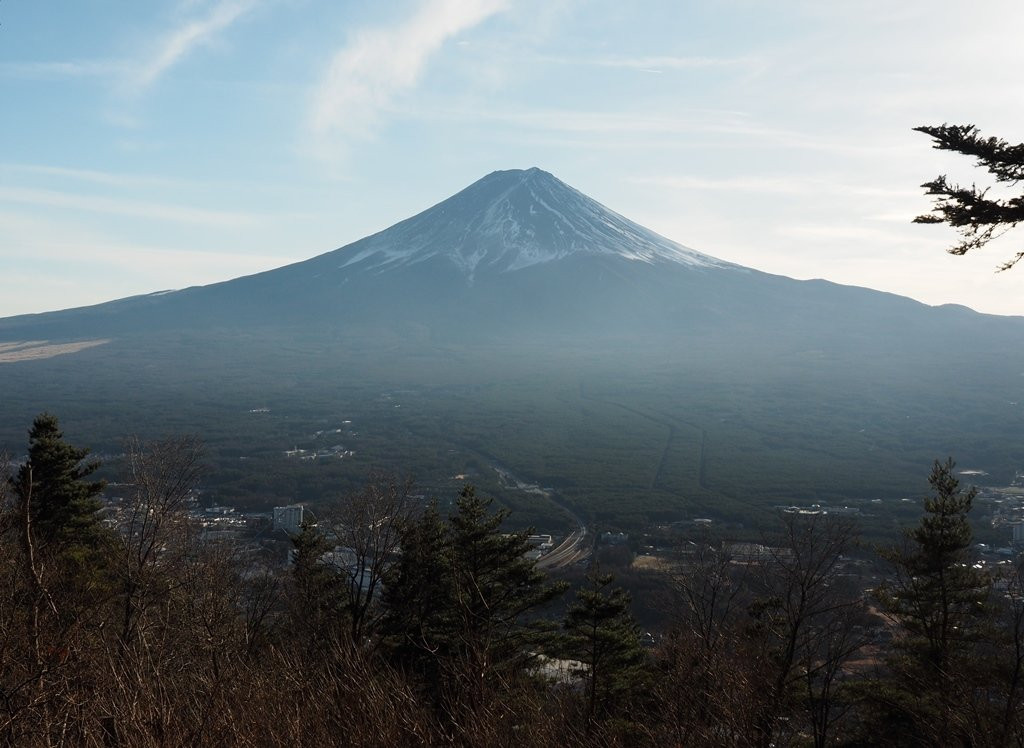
1,168,736,337
1,168,1022,529
2,167,1019,348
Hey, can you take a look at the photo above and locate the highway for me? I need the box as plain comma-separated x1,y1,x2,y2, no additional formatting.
535,520,589,569
489,461,591,570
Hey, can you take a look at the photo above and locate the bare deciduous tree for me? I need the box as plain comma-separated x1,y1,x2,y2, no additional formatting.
114,435,202,652
992,556,1024,745
323,472,416,647
657,536,761,745
752,513,867,748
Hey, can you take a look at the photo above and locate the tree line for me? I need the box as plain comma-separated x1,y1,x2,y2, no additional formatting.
2,413,1023,746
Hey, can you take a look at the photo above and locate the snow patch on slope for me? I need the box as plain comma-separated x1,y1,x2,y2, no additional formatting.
338,168,729,278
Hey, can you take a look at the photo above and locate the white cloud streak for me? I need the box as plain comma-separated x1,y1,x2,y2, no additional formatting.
544,53,762,72
309,0,508,150
125,0,258,93
0,60,127,80
0,186,262,228
2,1,257,93
628,174,918,200
0,164,189,189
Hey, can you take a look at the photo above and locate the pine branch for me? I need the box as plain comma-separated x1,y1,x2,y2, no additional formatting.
914,124,1024,183
914,124,1024,267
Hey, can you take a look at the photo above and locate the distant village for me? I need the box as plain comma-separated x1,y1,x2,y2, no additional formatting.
95,462,1024,617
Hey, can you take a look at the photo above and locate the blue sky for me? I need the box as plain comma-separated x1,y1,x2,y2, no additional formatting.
3,0,1024,316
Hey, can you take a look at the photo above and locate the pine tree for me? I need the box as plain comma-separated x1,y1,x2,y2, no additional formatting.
11,413,106,553
288,521,345,648
883,458,989,668
446,485,566,679
914,124,1024,269
381,499,453,687
875,458,992,743
382,486,566,721
563,568,646,726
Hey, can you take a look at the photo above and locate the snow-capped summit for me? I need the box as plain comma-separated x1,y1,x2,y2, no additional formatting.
9,166,1005,351
335,168,729,279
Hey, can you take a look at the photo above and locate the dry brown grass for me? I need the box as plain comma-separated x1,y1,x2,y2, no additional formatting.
0,340,110,363
632,554,670,572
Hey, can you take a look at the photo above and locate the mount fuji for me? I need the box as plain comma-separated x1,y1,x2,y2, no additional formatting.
1,166,1012,346
2,167,744,339
1,168,1022,526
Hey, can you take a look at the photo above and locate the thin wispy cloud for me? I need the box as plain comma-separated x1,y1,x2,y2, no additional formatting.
0,163,188,189
0,229,289,274
124,0,258,93
452,107,917,158
0,60,127,80
309,0,509,153
2,1,257,93
629,174,918,199
423,107,751,135
0,185,262,228
777,222,928,245
547,54,762,72
0,210,290,315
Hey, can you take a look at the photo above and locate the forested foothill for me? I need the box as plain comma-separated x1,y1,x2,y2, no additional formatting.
1,321,1022,542
2,414,1023,746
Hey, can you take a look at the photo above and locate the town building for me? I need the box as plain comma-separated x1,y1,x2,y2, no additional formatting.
273,504,305,535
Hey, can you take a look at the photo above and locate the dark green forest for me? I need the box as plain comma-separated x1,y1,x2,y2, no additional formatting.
1,327,1021,539
2,415,1023,746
